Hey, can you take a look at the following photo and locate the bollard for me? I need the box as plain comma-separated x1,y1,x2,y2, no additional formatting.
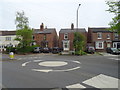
9,52,14,59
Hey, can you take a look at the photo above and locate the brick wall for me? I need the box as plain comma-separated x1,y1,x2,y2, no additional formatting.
34,30,58,48
59,32,87,51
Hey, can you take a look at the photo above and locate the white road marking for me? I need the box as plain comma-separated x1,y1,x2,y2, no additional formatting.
109,58,120,60
22,60,81,72
53,66,80,72
38,61,68,67
66,83,86,88
83,74,118,88
22,61,31,67
32,69,53,73
33,60,43,62
33,57,38,58
31,66,80,73
72,61,81,64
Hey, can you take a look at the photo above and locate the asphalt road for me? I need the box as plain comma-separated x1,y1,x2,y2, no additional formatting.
1,53,119,89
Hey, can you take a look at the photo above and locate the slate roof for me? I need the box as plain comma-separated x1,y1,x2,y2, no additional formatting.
89,27,112,33
0,31,16,36
59,28,86,33
33,28,56,34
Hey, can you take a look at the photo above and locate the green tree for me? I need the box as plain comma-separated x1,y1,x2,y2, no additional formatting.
15,11,33,48
73,32,86,55
106,1,120,34
15,11,29,29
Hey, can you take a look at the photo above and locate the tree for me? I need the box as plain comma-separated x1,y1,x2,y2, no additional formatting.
15,11,33,48
73,32,86,55
106,0,120,34
15,11,29,29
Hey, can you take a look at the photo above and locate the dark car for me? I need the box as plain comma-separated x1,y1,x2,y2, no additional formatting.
52,47,60,54
33,47,41,53
106,48,120,55
59,48,63,52
86,46,95,54
42,47,50,53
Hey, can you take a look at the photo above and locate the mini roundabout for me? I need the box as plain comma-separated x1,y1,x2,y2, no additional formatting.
21,59,81,73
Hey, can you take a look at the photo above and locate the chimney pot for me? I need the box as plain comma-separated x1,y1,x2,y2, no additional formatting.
40,23,44,31
71,23,74,30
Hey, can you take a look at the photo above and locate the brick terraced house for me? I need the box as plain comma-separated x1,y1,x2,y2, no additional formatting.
59,24,87,51
87,27,120,52
33,23,58,48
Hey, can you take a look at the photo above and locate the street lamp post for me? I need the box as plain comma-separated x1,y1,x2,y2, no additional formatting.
76,4,81,29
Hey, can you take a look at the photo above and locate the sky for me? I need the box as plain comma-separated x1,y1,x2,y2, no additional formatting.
0,0,114,33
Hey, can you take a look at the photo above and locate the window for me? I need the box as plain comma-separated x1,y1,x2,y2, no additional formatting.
64,33,68,39
43,35,46,40
64,42,68,48
107,34,110,39
96,41,104,49
97,33,102,39
6,37,11,41
114,33,118,40
107,43,111,47
99,43,102,48
63,40,70,51
2,45,4,48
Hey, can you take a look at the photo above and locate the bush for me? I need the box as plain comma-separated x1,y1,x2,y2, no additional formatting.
75,50,87,56
6,47,17,54
16,45,39,54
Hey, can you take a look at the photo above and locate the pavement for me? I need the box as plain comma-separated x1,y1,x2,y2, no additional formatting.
1,53,119,89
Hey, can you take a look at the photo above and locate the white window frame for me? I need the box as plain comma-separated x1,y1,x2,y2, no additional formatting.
97,32,102,39
114,33,118,40
107,43,111,47
113,42,118,48
96,41,104,49
107,34,110,39
63,40,70,51
64,33,68,39
6,37,11,41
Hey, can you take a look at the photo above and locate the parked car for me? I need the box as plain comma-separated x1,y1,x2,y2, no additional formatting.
52,47,60,54
33,47,41,53
59,48,63,52
42,47,50,53
106,48,120,55
86,46,95,54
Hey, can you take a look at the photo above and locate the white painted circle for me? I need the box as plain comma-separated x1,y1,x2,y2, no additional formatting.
38,61,68,67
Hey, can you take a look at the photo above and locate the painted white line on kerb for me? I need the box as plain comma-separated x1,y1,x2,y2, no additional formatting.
66,83,86,88
83,74,118,88
22,61,31,67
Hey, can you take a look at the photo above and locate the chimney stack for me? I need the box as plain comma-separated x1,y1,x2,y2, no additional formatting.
71,23,74,30
40,23,44,31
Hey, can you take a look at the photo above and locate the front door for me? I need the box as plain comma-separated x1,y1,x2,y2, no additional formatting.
63,41,69,51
